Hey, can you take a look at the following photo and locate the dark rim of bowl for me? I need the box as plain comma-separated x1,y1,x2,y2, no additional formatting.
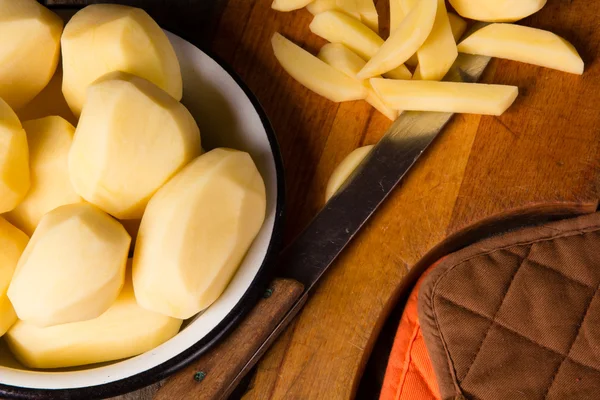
0,26,286,400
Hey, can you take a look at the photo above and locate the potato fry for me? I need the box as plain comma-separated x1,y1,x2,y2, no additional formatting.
409,0,457,81
370,79,518,115
272,33,368,102
458,24,584,75
326,145,374,201
318,44,398,120
272,0,313,11
306,0,361,18
449,0,546,22
448,12,467,42
357,0,437,79
389,0,404,32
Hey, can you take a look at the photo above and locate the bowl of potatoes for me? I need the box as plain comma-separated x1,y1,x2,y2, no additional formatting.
0,1,284,398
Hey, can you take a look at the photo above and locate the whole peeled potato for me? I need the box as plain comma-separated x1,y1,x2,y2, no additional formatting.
0,0,63,110
8,203,131,327
5,266,182,369
0,98,30,213
68,72,201,220
6,117,82,236
133,149,266,319
61,4,183,116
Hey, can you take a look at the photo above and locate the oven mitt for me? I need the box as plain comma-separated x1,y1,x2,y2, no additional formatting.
418,212,600,400
380,263,442,400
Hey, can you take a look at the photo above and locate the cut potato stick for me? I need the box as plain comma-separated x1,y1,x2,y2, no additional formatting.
272,0,313,11
370,79,518,115
458,24,584,75
310,11,382,60
306,0,361,18
271,33,368,102
309,11,411,79
318,43,398,120
357,0,437,79
411,0,458,81
354,0,379,33
448,12,467,42
389,0,404,32
326,145,374,201
449,0,547,23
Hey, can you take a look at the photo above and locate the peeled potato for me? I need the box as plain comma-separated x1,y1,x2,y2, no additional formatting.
6,117,81,236
318,44,398,120
309,11,411,79
406,0,457,81
0,218,29,296
458,24,584,75
62,4,182,117
371,79,518,115
449,0,546,22
0,0,63,110
0,295,17,337
326,145,374,200
69,72,201,220
5,269,182,369
16,66,78,127
353,0,379,33
8,203,131,327
0,98,30,213
133,149,266,319
357,0,437,79
389,0,405,32
307,0,361,19
271,33,368,102
448,13,467,42
272,0,313,11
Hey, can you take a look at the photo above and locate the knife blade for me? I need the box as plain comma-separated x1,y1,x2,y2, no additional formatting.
215,53,492,398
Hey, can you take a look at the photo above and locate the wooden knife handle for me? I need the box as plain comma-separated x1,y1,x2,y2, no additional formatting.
153,278,305,400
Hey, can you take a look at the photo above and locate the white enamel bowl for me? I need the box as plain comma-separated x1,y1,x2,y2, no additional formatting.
0,31,285,400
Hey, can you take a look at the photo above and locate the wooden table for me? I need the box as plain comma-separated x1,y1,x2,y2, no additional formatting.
48,0,600,399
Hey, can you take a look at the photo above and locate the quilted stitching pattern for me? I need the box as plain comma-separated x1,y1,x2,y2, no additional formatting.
421,220,600,400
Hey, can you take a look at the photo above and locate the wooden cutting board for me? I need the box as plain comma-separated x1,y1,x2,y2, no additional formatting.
48,0,600,399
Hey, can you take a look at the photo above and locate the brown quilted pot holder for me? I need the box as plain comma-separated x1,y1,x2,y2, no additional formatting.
418,212,600,400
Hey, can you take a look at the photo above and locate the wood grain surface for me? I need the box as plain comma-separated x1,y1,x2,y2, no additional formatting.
44,0,600,399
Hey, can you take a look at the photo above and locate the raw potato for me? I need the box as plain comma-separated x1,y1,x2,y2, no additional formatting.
6,117,81,236
357,0,437,79
448,13,467,42
69,72,201,220
309,11,411,79
458,24,584,75
271,33,368,102
5,269,182,369
408,11,465,69
62,4,182,116
0,98,30,213
272,0,313,11
389,0,405,32
370,79,518,115
318,44,398,120
404,0,457,81
0,217,29,337
133,149,267,319
353,0,379,33
449,0,546,22
17,66,78,127
8,203,131,327
0,295,17,337
326,145,374,200
307,0,361,19
310,11,382,61
0,217,29,297
0,0,63,110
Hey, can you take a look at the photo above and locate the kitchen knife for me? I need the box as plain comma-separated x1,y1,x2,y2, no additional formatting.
155,53,492,400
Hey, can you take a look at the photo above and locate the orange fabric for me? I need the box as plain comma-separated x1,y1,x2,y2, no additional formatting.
380,263,442,400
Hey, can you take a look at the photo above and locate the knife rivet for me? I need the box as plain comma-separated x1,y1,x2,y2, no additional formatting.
264,288,273,298
194,371,206,382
